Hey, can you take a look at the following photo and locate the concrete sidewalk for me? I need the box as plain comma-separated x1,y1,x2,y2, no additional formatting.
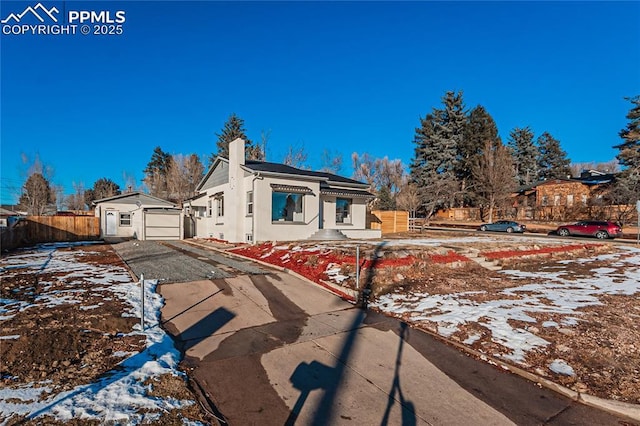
158,271,632,426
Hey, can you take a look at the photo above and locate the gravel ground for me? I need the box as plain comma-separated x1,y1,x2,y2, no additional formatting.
113,240,267,282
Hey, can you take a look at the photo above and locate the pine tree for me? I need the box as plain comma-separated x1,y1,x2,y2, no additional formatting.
84,178,121,206
537,132,571,180
460,105,501,205
410,91,466,217
610,95,640,212
209,113,263,164
376,185,396,211
507,127,539,186
143,147,172,199
615,95,640,170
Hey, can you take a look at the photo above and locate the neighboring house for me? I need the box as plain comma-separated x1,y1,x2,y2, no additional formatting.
513,170,616,220
184,138,381,243
0,207,19,228
93,192,182,240
516,170,615,208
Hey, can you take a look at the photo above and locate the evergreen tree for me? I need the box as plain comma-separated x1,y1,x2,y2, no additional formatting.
376,185,396,211
85,178,121,206
460,105,501,205
615,95,640,170
537,132,571,180
19,173,56,215
507,126,539,186
410,91,466,217
143,147,172,198
610,95,640,212
144,147,172,177
209,113,263,164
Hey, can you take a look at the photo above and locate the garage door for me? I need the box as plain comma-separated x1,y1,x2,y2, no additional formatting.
144,209,181,240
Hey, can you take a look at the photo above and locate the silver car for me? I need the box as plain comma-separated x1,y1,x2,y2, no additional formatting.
479,220,526,233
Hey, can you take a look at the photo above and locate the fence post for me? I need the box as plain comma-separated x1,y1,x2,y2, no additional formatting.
355,245,360,291
140,273,145,331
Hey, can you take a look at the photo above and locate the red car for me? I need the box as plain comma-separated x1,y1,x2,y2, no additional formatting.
555,221,622,239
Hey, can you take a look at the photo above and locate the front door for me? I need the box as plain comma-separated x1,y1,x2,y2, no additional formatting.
105,210,117,236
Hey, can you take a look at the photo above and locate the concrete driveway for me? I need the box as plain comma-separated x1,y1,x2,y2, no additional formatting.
115,240,631,425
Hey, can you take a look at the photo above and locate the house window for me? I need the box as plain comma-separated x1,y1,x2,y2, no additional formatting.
207,200,213,217
541,195,549,206
216,196,224,218
581,194,588,205
119,213,131,226
554,195,560,206
272,192,304,222
247,191,253,216
336,198,352,224
567,194,574,206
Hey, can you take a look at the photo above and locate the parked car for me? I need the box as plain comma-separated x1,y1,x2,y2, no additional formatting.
555,221,622,239
478,220,526,233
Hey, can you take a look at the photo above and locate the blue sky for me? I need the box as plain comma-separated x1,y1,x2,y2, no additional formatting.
2,1,639,205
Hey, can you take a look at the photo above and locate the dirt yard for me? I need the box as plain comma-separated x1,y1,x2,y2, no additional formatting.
0,244,212,425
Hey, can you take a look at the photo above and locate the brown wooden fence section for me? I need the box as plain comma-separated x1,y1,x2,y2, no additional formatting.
1,216,101,252
370,210,409,234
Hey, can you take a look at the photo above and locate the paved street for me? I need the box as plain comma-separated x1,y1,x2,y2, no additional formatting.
115,241,632,425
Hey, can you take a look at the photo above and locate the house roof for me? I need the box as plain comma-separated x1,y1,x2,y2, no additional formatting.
243,160,368,187
0,207,18,216
183,192,207,202
515,172,616,194
92,192,175,207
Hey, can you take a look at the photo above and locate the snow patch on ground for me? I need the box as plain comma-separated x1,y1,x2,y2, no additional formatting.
549,359,575,376
374,246,640,365
0,244,201,424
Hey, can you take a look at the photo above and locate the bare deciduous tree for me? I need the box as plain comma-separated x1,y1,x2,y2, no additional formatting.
18,173,56,215
396,180,421,218
352,152,376,186
471,140,516,222
283,143,309,169
166,154,205,204
320,149,343,174
65,182,87,211
352,152,406,210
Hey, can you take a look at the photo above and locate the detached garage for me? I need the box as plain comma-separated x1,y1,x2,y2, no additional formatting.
93,192,182,241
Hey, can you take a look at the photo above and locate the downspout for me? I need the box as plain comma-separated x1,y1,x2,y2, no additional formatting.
251,172,262,244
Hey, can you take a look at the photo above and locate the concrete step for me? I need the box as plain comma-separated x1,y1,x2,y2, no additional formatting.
459,248,502,271
307,229,349,241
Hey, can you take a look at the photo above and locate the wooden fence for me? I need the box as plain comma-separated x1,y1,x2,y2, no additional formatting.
1,216,101,252
370,210,409,234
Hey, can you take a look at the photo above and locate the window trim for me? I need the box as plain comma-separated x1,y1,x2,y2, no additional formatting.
216,195,224,223
335,197,352,225
247,191,253,216
271,191,305,224
119,212,132,227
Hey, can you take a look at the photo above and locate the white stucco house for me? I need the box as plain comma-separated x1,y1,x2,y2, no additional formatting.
184,138,381,243
93,192,182,240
